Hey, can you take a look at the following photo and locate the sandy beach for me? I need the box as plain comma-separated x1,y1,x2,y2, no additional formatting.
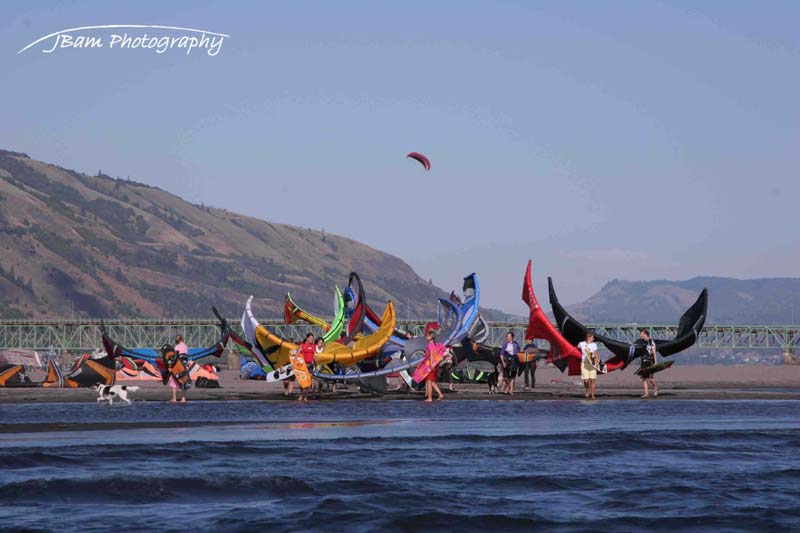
1,365,798,405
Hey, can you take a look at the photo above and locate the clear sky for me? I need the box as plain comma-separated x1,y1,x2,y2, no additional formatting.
1,1,798,314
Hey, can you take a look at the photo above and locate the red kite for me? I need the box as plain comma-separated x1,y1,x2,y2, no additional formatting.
406,152,431,171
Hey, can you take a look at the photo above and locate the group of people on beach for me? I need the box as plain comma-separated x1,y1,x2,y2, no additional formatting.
164,328,662,402
273,329,543,402
579,328,659,401
415,327,660,402
284,333,330,402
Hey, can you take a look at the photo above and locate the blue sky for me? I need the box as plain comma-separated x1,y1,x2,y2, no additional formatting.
1,1,798,314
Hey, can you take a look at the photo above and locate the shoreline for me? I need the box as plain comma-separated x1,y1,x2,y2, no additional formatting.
2,386,799,406
1,365,798,406
1,388,799,435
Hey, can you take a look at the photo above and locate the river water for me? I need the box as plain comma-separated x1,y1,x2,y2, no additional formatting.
1,399,798,531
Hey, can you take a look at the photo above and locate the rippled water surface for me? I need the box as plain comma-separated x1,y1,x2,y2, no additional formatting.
1,400,798,532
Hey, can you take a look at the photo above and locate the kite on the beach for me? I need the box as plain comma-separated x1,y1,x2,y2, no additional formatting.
342,272,368,345
548,278,708,372
281,271,483,391
355,271,485,354
353,273,414,354
0,363,33,387
0,353,116,388
521,260,583,376
284,286,346,343
443,273,488,345
241,295,396,373
313,297,463,390
406,151,431,171
45,352,116,388
101,307,232,365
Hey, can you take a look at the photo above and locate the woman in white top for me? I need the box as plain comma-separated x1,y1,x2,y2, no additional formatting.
499,332,520,395
577,331,599,400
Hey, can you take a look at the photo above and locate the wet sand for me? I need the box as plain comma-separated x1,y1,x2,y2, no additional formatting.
1,365,798,405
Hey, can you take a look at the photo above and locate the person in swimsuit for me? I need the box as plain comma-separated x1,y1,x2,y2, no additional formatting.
578,331,599,400
639,329,659,398
499,332,520,395
424,330,445,402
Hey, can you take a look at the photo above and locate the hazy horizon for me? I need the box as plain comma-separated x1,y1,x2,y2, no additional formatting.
2,1,798,315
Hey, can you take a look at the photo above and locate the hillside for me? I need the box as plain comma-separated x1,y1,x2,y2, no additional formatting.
3,150,795,326
567,277,800,325
0,150,499,320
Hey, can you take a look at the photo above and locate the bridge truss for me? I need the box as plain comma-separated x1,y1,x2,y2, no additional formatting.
0,319,798,352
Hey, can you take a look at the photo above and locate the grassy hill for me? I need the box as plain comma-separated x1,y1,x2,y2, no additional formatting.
0,149,498,320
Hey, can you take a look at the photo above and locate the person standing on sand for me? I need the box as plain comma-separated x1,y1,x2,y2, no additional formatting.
578,331,599,400
521,341,538,390
288,347,310,402
639,329,659,398
424,330,445,402
300,333,317,392
499,332,520,395
314,337,333,393
300,334,316,366
170,335,189,403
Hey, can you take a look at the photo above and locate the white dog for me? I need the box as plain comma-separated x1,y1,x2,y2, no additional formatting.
95,384,139,406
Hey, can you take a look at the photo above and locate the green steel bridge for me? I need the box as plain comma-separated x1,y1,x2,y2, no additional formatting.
0,318,798,352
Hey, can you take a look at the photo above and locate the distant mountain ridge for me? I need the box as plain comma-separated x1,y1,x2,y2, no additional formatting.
0,149,512,320
566,276,800,325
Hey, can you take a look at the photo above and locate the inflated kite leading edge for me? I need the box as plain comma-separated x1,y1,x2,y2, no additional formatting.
0,355,117,388
521,260,582,375
548,277,708,371
284,286,346,343
101,307,231,365
243,295,396,368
